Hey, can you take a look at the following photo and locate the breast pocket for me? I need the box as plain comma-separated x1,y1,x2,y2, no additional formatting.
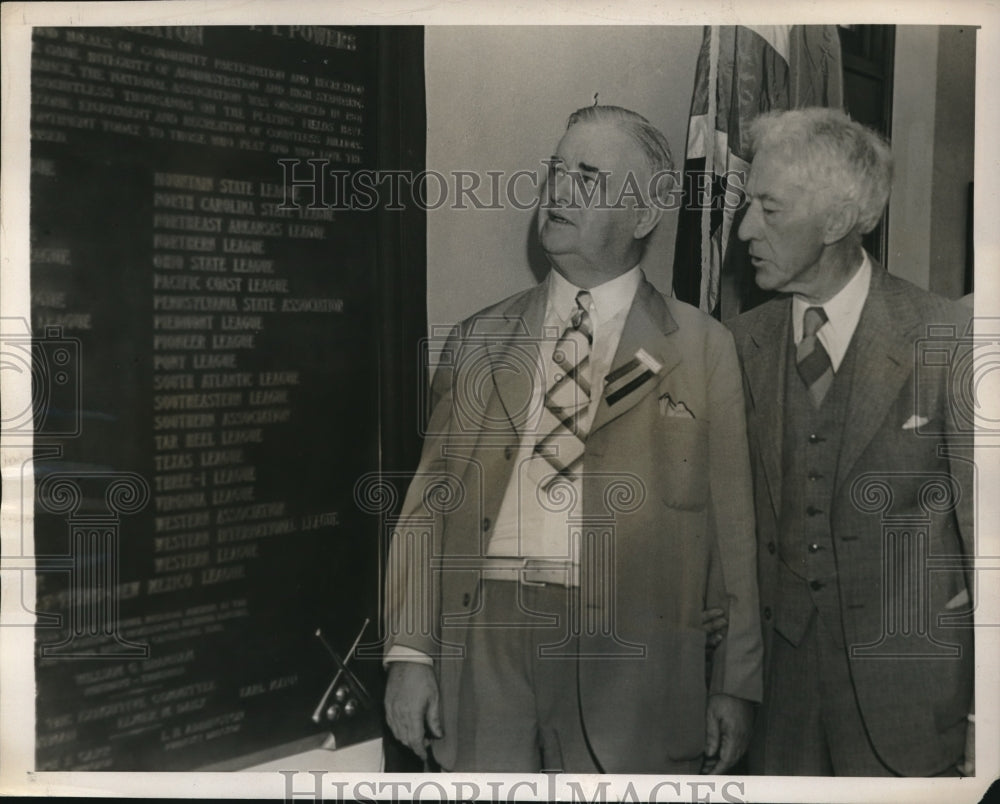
657,419,709,511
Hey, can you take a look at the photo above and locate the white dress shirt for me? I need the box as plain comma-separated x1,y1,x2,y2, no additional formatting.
792,251,871,371
386,267,642,666
485,265,642,559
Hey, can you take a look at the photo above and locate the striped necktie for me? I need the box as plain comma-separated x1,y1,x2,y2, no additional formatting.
797,305,833,407
532,290,593,486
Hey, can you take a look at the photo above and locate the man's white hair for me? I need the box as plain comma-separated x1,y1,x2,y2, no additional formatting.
748,107,894,234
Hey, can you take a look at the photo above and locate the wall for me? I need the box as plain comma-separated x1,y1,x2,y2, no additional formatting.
887,27,938,290
930,26,976,299
424,26,702,330
888,26,976,298
426,24,976,324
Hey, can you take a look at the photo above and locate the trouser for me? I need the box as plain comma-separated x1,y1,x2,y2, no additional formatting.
750,609,894,776
447,580,602,772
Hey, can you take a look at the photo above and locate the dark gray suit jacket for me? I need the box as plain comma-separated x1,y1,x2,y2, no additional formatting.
728,261,974,775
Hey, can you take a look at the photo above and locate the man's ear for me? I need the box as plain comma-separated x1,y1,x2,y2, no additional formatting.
633,204,663,240
823,201,860,244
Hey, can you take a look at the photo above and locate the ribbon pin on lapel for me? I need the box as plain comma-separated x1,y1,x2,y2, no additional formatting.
604,348,662,407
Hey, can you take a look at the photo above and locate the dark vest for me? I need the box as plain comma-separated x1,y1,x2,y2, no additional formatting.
774,321,860,647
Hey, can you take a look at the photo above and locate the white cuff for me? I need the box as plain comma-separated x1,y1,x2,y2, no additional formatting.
384,645,433,667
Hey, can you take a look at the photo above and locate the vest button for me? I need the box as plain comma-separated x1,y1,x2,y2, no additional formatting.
808,471,823,481
808,433,825,444
808,543,821,553
806,505,823,516
462,593,471,607
504,446,514,460
767,541,777,554
763,606,772,620
482,517,491,532
809,580,825,591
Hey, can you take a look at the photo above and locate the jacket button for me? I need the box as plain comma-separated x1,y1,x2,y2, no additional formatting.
482,517,491,532
808,433,825,444
810,580,825,591
504,446,513,460
767,541,776,554
806,505,823,516
462,593,471,607
808,543,821,553
808,470,823,481
763,607,772,621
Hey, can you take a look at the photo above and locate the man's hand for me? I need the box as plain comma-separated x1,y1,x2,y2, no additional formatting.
702,607,728,649
384,662,443,760
701,693,753,774
957,717,975,776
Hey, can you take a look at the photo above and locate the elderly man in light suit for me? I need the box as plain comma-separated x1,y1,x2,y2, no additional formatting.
381,105,762,773
729,107,974,776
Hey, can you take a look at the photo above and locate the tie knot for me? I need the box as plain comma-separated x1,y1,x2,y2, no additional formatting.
803,306,827,338
571,291,594,341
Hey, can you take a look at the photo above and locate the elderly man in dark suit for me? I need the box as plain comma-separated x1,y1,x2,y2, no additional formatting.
382,105,763,773
728,107,974,776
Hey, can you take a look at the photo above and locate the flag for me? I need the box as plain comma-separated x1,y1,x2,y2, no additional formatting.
672,26,843,319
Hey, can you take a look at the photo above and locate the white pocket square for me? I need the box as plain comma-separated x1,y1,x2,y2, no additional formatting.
945,588,970,610
902,414,929,430
659,392,695,419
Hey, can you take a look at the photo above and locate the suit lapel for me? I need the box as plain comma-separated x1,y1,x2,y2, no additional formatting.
590,279,680,433
835,265,919,491
741,298,791,519
485,283,547,436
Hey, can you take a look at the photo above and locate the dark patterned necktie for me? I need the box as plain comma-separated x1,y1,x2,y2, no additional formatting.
532,290,593,485
797,305,833,407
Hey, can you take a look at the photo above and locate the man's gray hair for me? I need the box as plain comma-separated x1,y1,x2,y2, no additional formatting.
566,105,674,204
748,107,893,234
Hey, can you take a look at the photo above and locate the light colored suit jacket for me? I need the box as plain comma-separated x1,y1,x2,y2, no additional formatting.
386,274,762,772
728,262,975,776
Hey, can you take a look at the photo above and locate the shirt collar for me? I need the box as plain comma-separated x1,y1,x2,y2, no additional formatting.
792,251,871,370
547,265,643,326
